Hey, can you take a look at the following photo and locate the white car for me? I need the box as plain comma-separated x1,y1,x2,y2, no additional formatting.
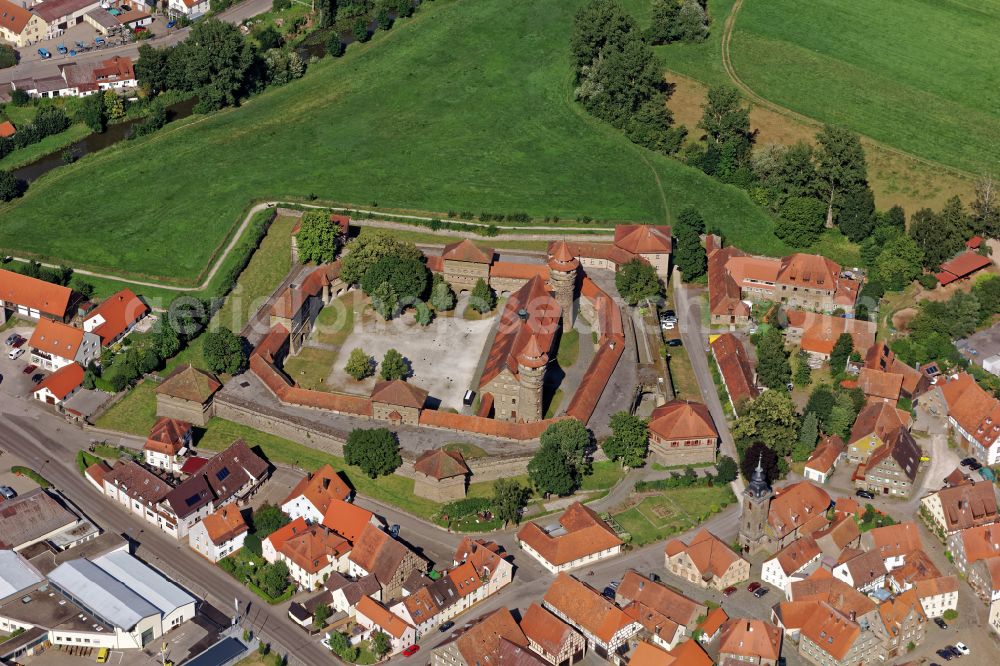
7,348,24,361
661,321,676,330
955,642,970,655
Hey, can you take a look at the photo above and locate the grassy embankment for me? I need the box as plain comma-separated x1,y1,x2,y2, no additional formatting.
0,0,798,285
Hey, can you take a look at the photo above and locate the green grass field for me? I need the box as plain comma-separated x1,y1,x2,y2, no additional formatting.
612,484,735,545
727,0,1000,175
93,379,158,435
0,0,789,284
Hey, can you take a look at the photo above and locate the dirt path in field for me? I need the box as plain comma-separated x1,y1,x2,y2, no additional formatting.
720,0,974,182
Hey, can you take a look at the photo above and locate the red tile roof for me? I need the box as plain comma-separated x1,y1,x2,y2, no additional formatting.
542,574,637,643
441,239,493,264
447,560,484,598
265,517,309,553
349,523,420,585
768,482,832,540
0,0,33,35
719,618,782,661
487,261,549,281
479,275,560,388
34,363,83,400
455,608,528,666
356,596,412,639
282,465,351,514
517,502,622,566
798,601,860,661
933,480,999,532
649,400,718,441
707,246,754,319
804,435,844,475
614,224,672,254
370,380,427,409
700,607,729,636
776,253,841,292
667,639,713,666
564,278,625,424
940,373,1000,450
547,241,580,272
84,289,148,346
958,524,1000,564
180,456,208,475
617,570,704,630
664,528,747,580
281,524,350,574
858,368,904,402
321,497,374,543
628,642,674,666
84,461,112,488
967,236,983,249
156,364,221,403
865,521,923,561
937,251,992,284
772,535,821,576
521,603,576,656
145,417,192,456
785,310,876,357
413,448,469,480
29,319,85,360
201,504,248,545
711,333,759,407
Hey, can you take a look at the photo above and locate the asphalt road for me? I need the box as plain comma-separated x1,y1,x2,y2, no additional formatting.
0,0,273,87
0,397,335,666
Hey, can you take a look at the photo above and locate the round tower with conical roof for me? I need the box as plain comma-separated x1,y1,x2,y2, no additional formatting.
516,334,548,422
738,454,774,556
548,241,579,331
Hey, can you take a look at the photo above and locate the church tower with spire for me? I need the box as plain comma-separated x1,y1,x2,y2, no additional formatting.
738,455,774,556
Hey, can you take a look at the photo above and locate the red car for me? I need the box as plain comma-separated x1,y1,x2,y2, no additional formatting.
11,337,25,348
723,586,737,597
747,581,762,593
401,645,420,657
22,364,36,375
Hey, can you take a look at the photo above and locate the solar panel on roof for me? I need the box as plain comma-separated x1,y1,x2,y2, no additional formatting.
216,467,230,481
185,493,202,507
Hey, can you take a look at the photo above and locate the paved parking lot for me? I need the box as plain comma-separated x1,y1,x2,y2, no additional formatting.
0,322,44,400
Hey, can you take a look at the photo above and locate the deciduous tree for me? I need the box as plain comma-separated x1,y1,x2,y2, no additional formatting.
370,281,398,320
296,211,343,264
344,348,374,380
602,411,648,468
430,274,456,311
340,231,423,285
775,196,826,247
755,327,791,390
815,125,868,228
344,428,401,478
529,420,592,496
360,256,429,303
615,258,662,305
492,478,530,527
379,348,410,380
829,332,854,373
252,504,289,537
715,454,738,483
733,389,799,458
203,327,246,374
739,442,779,483
792,411,818,462
469,278,496,314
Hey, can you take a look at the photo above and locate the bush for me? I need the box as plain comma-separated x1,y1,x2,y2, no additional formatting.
272,0,290,9
943,609,958,621
918,273,939,289
441,497,490,518
326,33,344,57
11,466,51,488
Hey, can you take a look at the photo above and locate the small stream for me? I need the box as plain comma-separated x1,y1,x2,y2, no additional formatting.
13,97,197,183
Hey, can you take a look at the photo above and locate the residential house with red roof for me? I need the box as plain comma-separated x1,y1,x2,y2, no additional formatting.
32,363,84,406
412,448,469,502
861,522,923,571
647,400,719,466
451,537,512,596
29,318,100,371
615,570,706,650
846,401,910,465
938,372,1000,465
321,497,379,543
478,275,560,423
144,417,193,472
762,536,822,595
857,367,904,404
786,599,882,666
710,333,759,414
803,435,844,484
82,289,148,347
551,225,672,277
517,502,623,574
430,607,538,666
348,523,425,599
852,426,921,499
832,549,888,595
0,268,75,322
0,0,45,46
920,478,999,539
864,343,930,399
265,521,351,589
664,528,750,591
541,573,642,659
188,504,247,562
718,618,783,666
355,596,415,657
281,464,352,523
947,524,1000,602
520,603,585,666
699,607,728,643
784,310,875,363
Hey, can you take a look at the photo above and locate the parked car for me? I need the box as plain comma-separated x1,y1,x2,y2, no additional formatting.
753,587,769,598
747,582,762,593
609,580,620,590
95,37,105,45
601,587,615,599
666,338,683,347
944,645,961,657
722,586,737,597
969,461,983,471
438,621,454,633
56,44,67,54
937,648,954,661
961,457,977,467
11,337,25,348
389,524,400,538
934,617,948,629
661,321,676,330
166,19,176,28
4,334,18,346
855,489,875,500
955,643,970,656
31,374,43,385
76,41,86,50
648,573,660,583
22,364,36,375
37,48,50,58
0,486,15,500
401,645,419,657
8,348,24,361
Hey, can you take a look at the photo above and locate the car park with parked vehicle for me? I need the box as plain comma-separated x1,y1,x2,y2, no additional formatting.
856,489,875,499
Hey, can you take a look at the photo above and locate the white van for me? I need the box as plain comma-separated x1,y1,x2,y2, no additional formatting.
7,348,24,361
